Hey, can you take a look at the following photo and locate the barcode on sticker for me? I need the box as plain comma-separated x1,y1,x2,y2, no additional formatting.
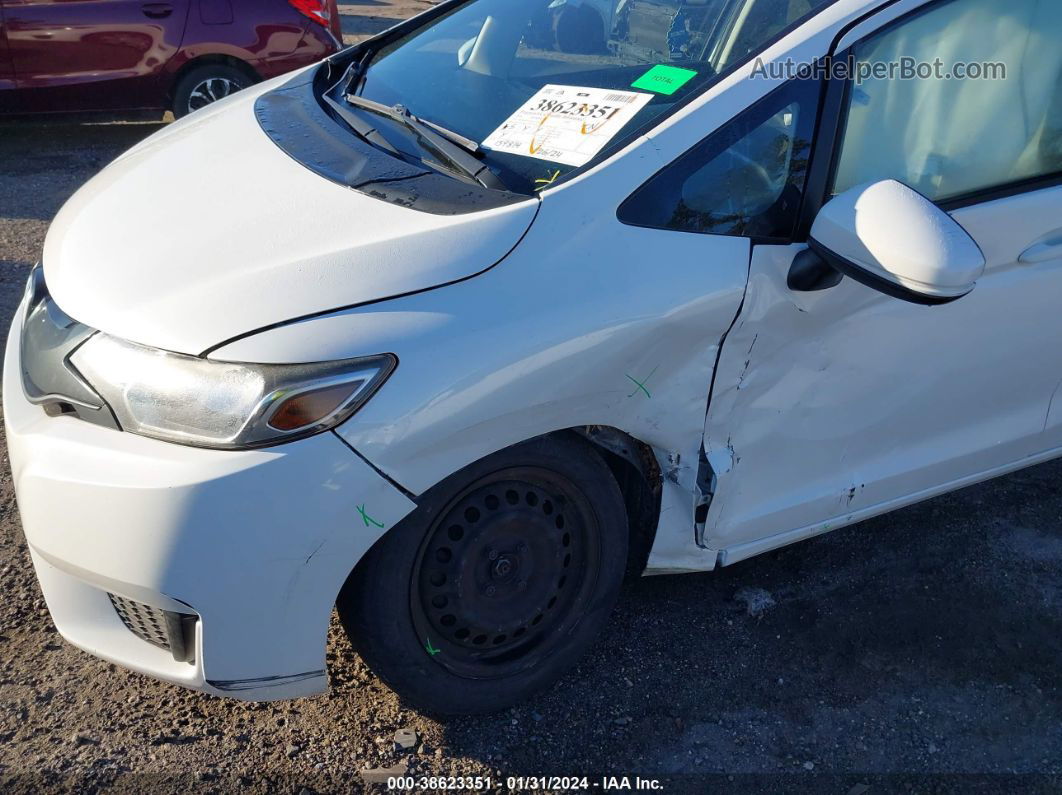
604,93,640,103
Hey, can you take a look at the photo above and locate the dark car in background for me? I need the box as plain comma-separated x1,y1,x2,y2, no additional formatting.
0,0,342,118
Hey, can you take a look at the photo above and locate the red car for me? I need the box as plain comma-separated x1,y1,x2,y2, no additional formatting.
0,0,341,117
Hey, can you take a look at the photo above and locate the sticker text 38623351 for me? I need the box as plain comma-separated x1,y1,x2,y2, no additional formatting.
481,85,653,168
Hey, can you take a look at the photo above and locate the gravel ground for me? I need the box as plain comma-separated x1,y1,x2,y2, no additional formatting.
1,6,1062,794
339,1,439,45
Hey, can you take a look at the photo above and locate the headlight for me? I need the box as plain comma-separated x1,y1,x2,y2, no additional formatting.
69,333,395,450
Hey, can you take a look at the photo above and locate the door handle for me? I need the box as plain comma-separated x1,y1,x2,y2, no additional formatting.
1019,234,1062,265
141,2,174,18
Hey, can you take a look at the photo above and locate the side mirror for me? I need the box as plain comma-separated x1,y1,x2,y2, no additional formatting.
808,179,985,305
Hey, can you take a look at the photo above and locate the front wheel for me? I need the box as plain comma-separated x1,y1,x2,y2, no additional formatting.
337,435,629,715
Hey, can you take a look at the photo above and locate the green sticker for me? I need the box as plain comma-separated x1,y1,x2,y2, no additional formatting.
631,64,698,95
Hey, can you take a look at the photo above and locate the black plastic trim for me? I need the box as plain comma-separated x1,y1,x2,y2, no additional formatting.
254,71,530,215
793,55,850,241
793,0,909,240
20,269,121,431
808,239,962,306
786,246,843,292
939,172,1062,212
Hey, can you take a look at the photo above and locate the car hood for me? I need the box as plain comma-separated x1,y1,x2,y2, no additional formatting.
42,86,538,356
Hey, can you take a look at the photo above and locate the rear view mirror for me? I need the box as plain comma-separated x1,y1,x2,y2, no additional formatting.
809,180,985,305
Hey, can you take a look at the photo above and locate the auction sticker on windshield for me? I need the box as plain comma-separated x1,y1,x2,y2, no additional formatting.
482,85,653,167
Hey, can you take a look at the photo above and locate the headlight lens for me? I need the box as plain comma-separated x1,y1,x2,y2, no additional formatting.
69,333,395,449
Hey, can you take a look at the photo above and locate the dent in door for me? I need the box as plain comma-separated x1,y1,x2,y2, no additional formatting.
701,245,878,561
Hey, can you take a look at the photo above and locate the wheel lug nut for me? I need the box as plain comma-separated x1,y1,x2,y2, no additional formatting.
488,549,499,560
486,585,496,596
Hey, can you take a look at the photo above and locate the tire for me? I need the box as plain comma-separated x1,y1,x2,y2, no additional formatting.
171,64,252,118
337,434,629,715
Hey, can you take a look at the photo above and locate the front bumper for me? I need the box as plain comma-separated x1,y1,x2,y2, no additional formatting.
4,296,416,700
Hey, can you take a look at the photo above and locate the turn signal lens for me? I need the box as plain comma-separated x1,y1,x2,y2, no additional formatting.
267,381,366,431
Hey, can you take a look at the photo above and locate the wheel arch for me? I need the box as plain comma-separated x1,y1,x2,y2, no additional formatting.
570,426,662,579
343,425,662,599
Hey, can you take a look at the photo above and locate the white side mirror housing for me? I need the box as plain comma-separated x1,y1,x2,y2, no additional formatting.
810,179,986,304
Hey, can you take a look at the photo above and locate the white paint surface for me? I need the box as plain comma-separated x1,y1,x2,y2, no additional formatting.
41,82,538,356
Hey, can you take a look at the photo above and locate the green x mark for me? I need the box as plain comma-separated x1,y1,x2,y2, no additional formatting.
356,504,385,529
425,637,441,656
626,365,659,399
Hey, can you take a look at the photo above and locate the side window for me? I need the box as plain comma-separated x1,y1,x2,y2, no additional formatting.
618,77,820,240
833,0,1062,203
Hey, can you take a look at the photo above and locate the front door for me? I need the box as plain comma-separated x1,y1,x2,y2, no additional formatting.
702,0,1062,563
4,0,190,112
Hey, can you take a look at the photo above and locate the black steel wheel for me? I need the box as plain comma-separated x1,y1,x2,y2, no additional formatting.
411,467,600,679
338,435,628,715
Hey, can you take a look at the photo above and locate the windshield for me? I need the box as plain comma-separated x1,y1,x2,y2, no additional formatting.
343,0,834,194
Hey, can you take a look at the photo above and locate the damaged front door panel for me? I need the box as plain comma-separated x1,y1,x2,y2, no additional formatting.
704,217,1062,562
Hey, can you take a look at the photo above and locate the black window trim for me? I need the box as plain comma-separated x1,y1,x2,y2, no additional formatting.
938,172,1062,212
617,72,829,245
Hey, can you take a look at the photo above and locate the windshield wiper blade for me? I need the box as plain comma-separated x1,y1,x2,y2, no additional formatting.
343,93,506,190
321,91,402,157
418,118,481,156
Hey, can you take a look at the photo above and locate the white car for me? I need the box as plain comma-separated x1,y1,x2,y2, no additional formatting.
7,0,1061,715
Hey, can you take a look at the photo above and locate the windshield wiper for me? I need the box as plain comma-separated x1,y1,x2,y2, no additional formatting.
343,93,506,190
321,91,403,158
343,49,372,96
415,117,481,156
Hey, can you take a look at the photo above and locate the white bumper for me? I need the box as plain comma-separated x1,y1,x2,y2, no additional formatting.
4,298,416,700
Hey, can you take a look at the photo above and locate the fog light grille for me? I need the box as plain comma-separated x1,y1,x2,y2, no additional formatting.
107,593,196,663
